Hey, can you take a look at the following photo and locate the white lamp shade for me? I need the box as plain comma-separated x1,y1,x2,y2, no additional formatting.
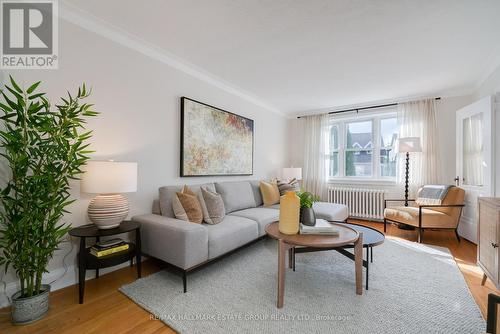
81,161,137,194
282,167,302,180
397,137,422,153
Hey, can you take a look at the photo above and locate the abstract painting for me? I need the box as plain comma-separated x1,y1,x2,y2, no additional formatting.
180,97,254,176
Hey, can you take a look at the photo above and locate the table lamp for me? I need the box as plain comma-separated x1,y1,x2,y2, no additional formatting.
81,161,137,229
282,167,302,181
397,137,422,207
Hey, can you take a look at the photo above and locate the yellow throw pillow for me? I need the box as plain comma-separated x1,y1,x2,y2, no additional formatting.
260,181,280,206
176,185,203,224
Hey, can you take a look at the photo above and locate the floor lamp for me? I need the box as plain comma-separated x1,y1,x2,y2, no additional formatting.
398,137,422,207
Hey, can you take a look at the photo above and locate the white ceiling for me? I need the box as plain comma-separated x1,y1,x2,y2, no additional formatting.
65,0,500,115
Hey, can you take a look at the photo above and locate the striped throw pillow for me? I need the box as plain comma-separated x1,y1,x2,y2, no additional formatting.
277,178,300,196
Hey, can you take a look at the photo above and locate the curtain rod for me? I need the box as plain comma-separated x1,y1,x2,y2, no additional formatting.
296,97,441,119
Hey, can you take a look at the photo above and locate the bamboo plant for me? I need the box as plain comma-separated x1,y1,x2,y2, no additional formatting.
0,76,97,297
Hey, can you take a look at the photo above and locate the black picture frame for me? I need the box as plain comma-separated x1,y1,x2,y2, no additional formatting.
180,96,254,177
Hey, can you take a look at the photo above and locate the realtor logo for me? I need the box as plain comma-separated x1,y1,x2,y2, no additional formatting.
1,0,58,69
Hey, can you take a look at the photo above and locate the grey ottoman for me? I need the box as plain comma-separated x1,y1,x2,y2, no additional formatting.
313,202,349,222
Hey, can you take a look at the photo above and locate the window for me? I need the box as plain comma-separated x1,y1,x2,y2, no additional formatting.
380,117,398,178
328,125,339,177
346,120,373,177
327,111,398,181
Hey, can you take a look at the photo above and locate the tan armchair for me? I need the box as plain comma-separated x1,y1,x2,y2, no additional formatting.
383,186,465,243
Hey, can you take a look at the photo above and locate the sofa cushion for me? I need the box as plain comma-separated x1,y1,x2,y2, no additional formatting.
152,199,161,215
313,202,349,222
230,207,279,236
249,180,263,206
159,183,215,218
215,181,256,213
204,215,258,259
253,202,348,222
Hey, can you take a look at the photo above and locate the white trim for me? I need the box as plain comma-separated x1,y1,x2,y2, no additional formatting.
328,178,397,186
59,2,284,117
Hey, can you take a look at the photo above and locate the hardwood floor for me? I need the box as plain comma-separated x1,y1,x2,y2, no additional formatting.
0,220,496,333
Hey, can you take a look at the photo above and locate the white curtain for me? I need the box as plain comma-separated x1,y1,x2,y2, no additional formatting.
301,114,329,200
397,99,440,194
463,113,483,186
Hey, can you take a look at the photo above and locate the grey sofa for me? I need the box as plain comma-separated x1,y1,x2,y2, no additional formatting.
132,180,348,292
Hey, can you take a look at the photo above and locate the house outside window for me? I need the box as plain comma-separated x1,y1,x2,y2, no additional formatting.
326,108,398,182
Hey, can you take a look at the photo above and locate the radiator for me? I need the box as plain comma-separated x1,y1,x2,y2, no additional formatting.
327,187,386,220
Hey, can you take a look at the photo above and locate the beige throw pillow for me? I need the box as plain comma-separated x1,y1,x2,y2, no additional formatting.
200,187,225,224
260,181,280,206
172,194,189,221
175,185,203,224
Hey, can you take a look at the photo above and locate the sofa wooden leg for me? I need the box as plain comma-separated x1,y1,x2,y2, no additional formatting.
384,218,387,232
455,229,461,243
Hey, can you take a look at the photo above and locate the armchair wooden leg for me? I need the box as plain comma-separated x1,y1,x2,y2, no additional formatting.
454,229,461,243
418,208,423,243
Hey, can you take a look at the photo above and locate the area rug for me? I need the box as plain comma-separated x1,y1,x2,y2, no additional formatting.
120,238,485,333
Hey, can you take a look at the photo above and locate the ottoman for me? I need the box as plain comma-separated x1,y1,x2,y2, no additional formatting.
313,202,349,222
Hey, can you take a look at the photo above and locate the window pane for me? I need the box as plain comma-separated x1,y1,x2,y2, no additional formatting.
380,148,397,177
330,125,339,150
380,117,398,148
328,152,339,177
346,150,372,176
347,121,373,149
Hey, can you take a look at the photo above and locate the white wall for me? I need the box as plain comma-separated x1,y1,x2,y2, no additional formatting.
0,18,288,305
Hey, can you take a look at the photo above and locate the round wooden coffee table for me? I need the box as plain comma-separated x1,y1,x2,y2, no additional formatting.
265,222,363,308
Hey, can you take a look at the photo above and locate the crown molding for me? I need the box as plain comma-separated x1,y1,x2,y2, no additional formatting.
472,43,500,93
59,2,284,117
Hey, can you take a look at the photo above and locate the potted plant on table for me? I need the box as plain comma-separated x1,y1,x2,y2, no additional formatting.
0,77,97,324
296,191,320,226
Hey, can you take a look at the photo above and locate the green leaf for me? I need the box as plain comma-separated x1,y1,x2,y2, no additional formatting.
1,92,18,109
27,81,41,94
5,86,23,101
9,76,22,93
29,93,45,100
0,102,13,113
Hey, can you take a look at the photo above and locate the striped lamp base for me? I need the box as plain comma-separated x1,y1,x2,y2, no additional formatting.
88,194,129,229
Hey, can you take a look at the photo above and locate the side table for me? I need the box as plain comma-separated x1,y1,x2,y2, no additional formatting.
69,221,141,304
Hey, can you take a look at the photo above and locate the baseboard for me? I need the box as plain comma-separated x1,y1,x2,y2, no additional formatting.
0,259,142,308
458,220,478,244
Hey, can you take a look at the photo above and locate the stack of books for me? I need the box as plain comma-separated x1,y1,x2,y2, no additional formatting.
90,238,129,257
300,219,339,235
